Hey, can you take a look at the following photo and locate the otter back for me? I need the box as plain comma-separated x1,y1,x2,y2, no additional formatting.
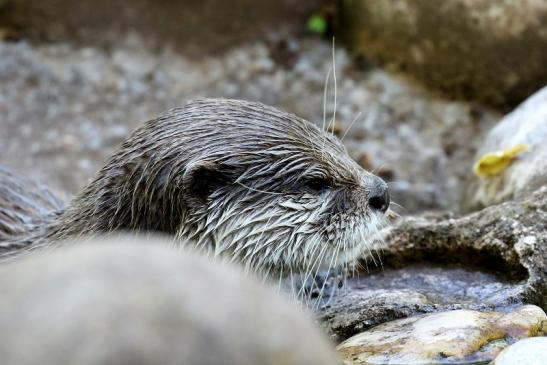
0,168,63,242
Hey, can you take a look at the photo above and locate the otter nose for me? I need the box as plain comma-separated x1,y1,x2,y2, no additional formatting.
368,179,390,214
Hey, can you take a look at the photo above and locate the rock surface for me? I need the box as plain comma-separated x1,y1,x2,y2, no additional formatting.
380,186,547,306
320,187,547,342
0,237,339,365
338,0,547,109
493,336,547,365
337,305,547,365
464,86,547,211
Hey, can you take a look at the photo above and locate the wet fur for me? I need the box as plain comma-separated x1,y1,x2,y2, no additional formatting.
0,99,387,278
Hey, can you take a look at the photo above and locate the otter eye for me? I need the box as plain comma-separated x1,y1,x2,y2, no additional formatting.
302,177,331,194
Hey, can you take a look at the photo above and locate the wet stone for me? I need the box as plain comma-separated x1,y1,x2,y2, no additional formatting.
493,336,547,365
337,305,547,365
317,265,526,343
318,187,547,342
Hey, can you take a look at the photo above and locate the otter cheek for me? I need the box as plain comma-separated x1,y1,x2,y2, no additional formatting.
329,189,357,215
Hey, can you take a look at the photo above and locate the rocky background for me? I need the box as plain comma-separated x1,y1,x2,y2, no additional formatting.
0,0,546,364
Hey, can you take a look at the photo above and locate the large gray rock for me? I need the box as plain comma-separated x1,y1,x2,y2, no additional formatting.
464,86,547,211
338,0,547,108
320,187,547,342
0,237,339,365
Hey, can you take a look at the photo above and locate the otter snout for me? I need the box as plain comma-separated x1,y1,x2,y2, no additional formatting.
368,178,390,214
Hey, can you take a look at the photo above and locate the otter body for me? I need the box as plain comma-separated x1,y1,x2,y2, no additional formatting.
0,99,389,277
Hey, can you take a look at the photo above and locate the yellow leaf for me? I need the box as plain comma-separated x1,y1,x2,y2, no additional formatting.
473,144,529,177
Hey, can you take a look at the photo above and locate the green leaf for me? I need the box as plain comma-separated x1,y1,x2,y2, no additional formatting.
307,14,327,35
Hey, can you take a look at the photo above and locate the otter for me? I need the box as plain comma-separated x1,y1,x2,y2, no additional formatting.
0,99,389,277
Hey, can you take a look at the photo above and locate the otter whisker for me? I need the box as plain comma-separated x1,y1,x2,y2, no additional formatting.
296,229,327,299
310,240,331,295
386,209,400,220
389,201,406,210
302,235,329,301
251,215,275,262
363,238,378,267
236,182,283,195
340,111,362,142
358,225,372,274
385,180,405,185
296,239,320,299
374,246,384,270
315,244,340,309
261,261,276,284
326,37,338,138
322,67,332,135
371,163,385,175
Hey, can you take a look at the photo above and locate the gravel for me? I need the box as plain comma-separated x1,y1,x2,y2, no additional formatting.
0,34,500,212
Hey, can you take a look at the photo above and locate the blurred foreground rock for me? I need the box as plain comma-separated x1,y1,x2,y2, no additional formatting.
320,186,547,341
337,305,546,365
464,86,547,211
338,0,547,109
0,237,339,365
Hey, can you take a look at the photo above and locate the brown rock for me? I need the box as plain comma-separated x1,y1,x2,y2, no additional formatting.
338,0,547,109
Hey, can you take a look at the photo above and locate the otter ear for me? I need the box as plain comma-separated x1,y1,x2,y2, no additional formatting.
182,160,233,204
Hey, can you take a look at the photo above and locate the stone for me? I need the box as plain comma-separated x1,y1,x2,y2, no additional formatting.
493,336,547,365
379,186,547,308
337,306,547,365
0,236,339,365
338,0,547,109
464,86,547,211
319,187,547,342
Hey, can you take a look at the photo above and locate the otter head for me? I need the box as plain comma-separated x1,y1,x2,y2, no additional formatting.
57,99,389,277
